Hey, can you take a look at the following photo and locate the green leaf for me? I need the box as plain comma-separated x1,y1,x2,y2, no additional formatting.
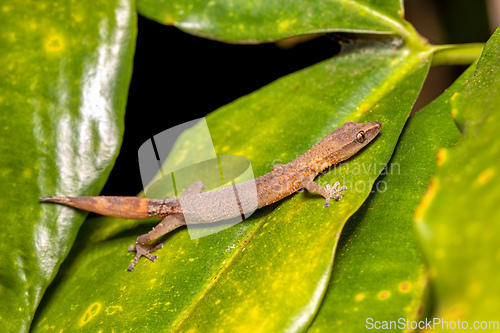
32,42,430,332
0,1,136,332
308,62,476,333
137,0,409,43
415,28,500,325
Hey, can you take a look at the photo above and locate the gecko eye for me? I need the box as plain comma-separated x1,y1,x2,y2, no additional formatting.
356,131,366,143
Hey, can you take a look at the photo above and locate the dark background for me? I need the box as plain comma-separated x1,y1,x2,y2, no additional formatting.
100,0,492,197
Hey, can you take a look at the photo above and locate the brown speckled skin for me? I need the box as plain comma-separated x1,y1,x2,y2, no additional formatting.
40,121,381,270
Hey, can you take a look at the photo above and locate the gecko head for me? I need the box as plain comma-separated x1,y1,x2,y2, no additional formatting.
318,121,382,166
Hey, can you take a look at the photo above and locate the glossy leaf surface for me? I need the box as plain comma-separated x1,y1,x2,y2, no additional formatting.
32,43,430,332
308,62,476,332
0,1,136,332
415,27,500,326
137,0,408,43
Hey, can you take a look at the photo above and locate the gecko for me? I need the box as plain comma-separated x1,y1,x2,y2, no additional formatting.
40,121,381,271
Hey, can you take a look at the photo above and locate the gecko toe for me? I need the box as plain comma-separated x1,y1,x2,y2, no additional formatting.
145,253,158,262
127,242,163,271
331,185,347,195
323,183,346,206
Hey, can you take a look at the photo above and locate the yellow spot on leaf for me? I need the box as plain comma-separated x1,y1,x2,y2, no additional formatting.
45,36,64,52
106,306,123,315
278,19,296,32
355,293,365,301
436,148,447,166
399,282,411,293
378,291,390,300
215,299,221,305
80,303,101,326
477,168,494,185
189,258,195,262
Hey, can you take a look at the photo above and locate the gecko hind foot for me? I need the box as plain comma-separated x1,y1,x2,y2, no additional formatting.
127,242,163,271
125,180,204,271
323,182,348,208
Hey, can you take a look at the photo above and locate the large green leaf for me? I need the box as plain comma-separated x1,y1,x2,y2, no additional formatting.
415,28,500,326
308,62,476,332
0,1,136,332
137,0,410,43
32,42,430,332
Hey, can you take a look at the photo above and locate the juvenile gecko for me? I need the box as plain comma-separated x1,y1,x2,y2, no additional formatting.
40,121,381,271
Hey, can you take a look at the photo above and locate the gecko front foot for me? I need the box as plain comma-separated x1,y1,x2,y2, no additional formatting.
127,242,163,271
323,182,347,208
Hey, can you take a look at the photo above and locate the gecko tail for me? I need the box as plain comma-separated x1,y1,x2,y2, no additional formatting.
39,196,151,219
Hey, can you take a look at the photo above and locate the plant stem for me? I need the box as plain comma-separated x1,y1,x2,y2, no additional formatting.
399,21,431,52
431,43,485,67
